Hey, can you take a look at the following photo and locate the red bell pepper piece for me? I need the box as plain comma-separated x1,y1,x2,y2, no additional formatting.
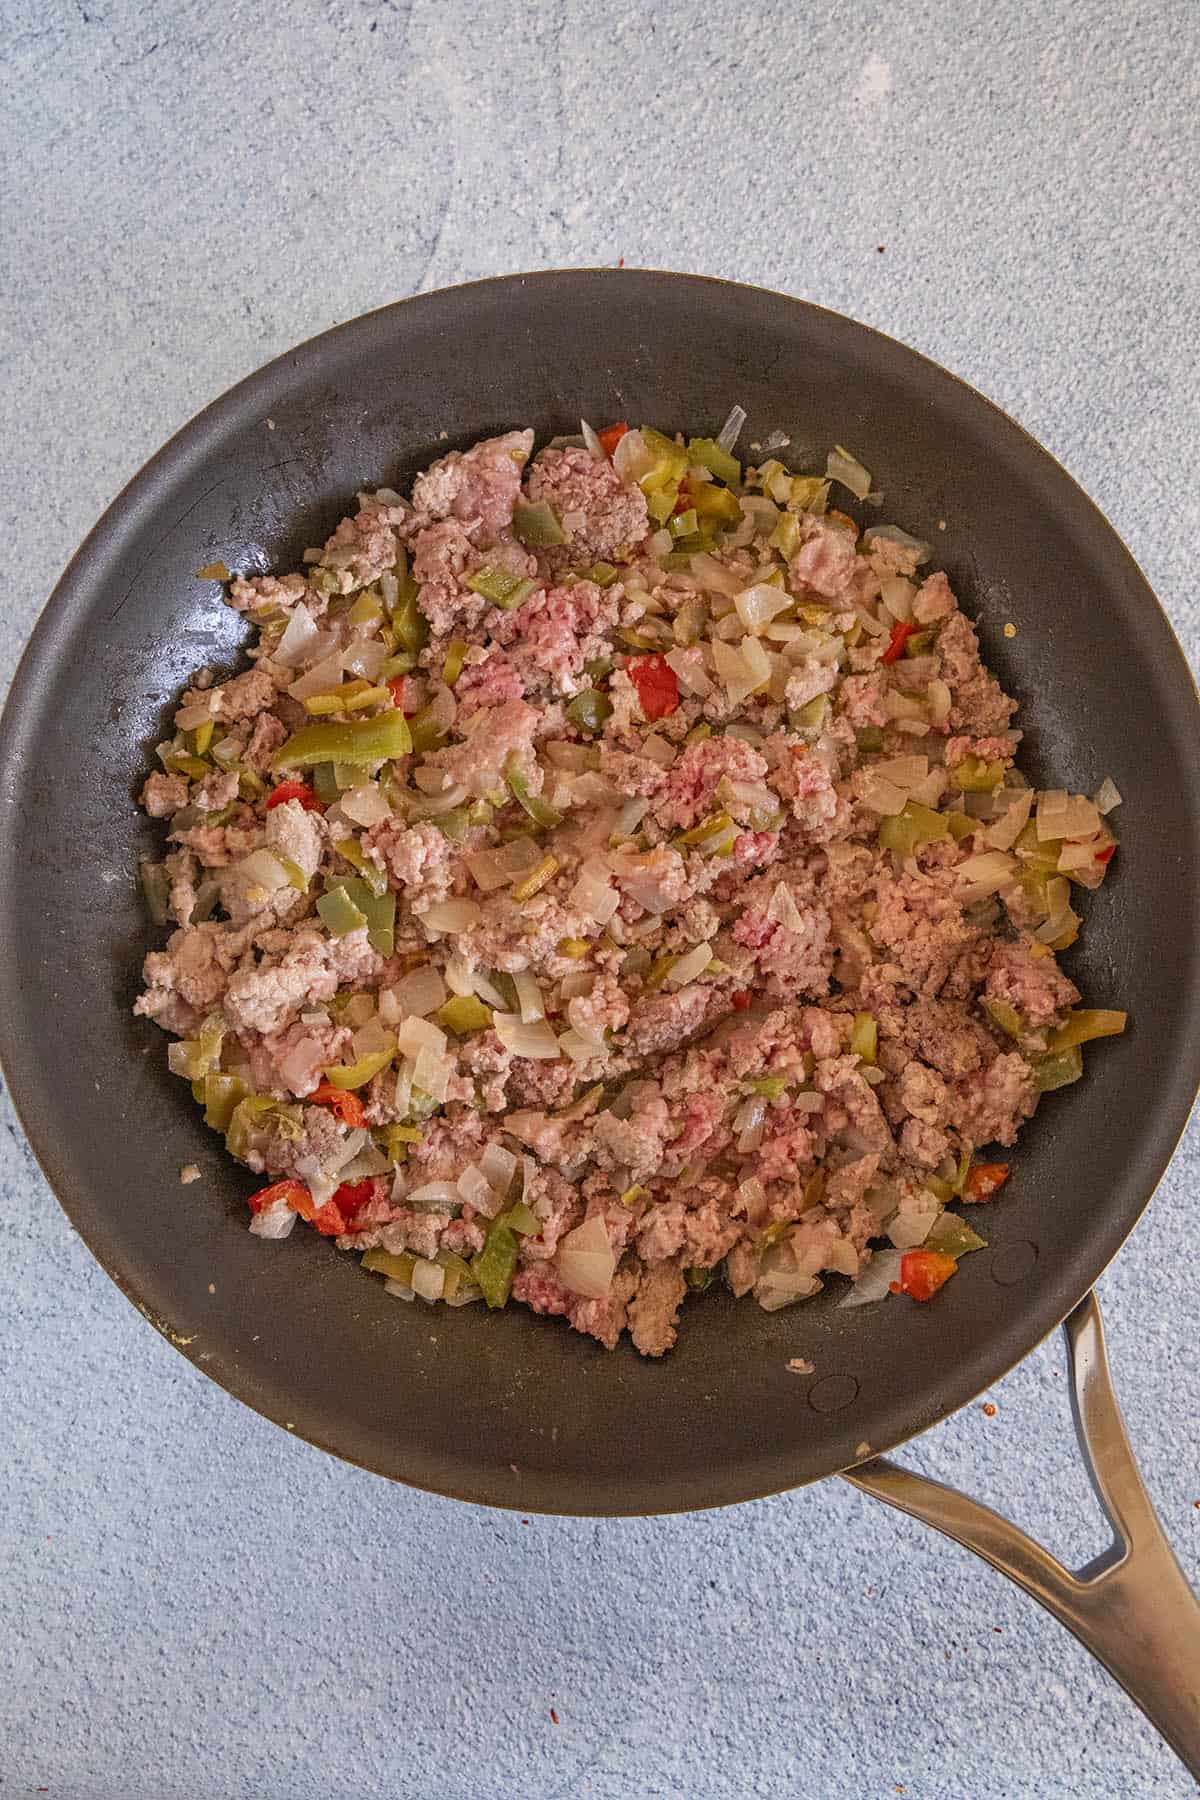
881,619,919,665
890,1249,958,1302
310,1198,349,1236
731,990,753,1011
1095,844,1116,865
308,1082,367,1129
627,653,679,721
963,1161,1010,1202
597,423,629,457
332,1178,376,1223
266,780,323,814
247,1178,311,1215
387,675,407,710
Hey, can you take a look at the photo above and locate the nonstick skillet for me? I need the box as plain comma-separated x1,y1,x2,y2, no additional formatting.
0,271,1197,1771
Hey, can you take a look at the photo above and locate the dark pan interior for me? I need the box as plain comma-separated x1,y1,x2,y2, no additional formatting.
1,271,1197,1515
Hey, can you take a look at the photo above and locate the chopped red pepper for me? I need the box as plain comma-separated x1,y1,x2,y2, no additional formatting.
731,989,753,1011
889,1249,958,1302
332,1178,377,1223
964,1161,1010,1202
387,675,407,710
1095,844,1116,865
247,1178,311,1215
881,619,919,664
627,653,679,721
266,779,324,814
308,1082,367,1128
597,422,629,457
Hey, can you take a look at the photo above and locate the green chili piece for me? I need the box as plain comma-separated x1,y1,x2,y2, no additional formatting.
273,709,412,771
202,1072,247,1133
441,638,469,687
564,688,612,736
985,997,1023,1040
513,500,567,547
337,876,396,956
322,1038,397,1090
686,436,741,489
317,884,368,936
1030,1044,1084,1092
1046,1009,1127,1052
855,726,885,753
951,755,1006,793
466,566,538,610
586,561,619,587
878,801,950,854
502,1200,539,1237
363,1247,417,1285
312,762,341,805
685,1265,716,1291
434,994,494,1036
850,1011,877,1064
505,755,563,829
334,837,387,898
923,1212,988,1258
471,1216,520,1309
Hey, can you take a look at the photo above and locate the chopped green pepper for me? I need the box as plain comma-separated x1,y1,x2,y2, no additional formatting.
789,694,829,733
434,994,494,1036
685,1265,716,1291
951,755,1006,793
317,884,368,936
165,751,212,781
642,953,678,993
947,810,975,841
312,762,341,805
922,1175,955,1204
202,1072,248,1133
850,1011,877,1064
746,1076,789,1099
513,500,567,547
471,1215,519,1309
441,638,469,687
226,1095,299,1164
878,801,950,854
274,853,309,893
1031,1044,1084,1092
334,837,387,898
348,590,384,628
273,709,412,771
379,651,417,679
512,854,559,901
675,808,734,850
690,482,742,526
565,688,613,735
505,755,563,829
985,997,1023,1040
407,705,447,755
363,1247,418,1286
855,726,885,753
502,1200,539,1236
669,507,698,538
923,1213,988,1257
768,513,802,559
436,1248,474,1299
392,581,429,655
904,629,935,656
466,566,538,610
585,561,619,587
1047,1008,1127,1051
687,436,741,489
322,1038,397,1089
337,877,397,957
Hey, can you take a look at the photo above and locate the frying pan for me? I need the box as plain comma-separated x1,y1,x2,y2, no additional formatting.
1,270,1197,1772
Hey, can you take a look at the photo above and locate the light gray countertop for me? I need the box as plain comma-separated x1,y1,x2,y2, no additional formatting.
2,2,1197,1795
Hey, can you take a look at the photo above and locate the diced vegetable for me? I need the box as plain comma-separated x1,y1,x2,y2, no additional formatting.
565,688,612,734
466,566,539,610
881,619,919,664
471,1215,520,1308
687,436,741,489
273,709,412,771
850,1012,877,1064
878,801,950,854
363,1247,417,1286
597,422,629,457
317,884,368,936
890,1248,957,1302
512,854,559,902
202,1072,247,1133
513,500,567,547
434,994,494,1036
505,756,563,829
923,1214,987,1258
1047,1008,1127,1051
308,1081,367,1127
247,1178,310,1216
441,639,469,687
951,755,1006,792
963,1161,1010,1202
1031,1044,1084,1092
322,1038,397,1090
984,997,1023,1040
627,654,680,720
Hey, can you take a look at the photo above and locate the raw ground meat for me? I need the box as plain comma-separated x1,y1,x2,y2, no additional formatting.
135,419,1123,1354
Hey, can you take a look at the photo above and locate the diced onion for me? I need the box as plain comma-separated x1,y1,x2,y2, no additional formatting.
663,942,713,989
766,883,805,931
985,789,1033,851
954,850,1017,902
288,649,345,700
342,637,388,681
734,1096,767,1152
407,1181,460,1211
613,428,654,485
514,970,545,1023
443,953,475,997
716,403,747,455
339,783,391,827
665,646,713,697
614,797,650,839
559,1028,603,1066
557,1213,616,1298
858,775,908,816
648,528,673,559
926,678,952,725
459,1163,501,1218
1093,776,1122,815
411,1258,445,1302
570,857,620,923
383,1279,416,1301
274,602,320,668
580,418,606,460
248,1197,297,1240
419,898,482,934
826,444,873,500
493,1013,560,1059
839,1248,903,1308
887,1192,942,1250
467,836,542,893
352,1016,395,1059
390,964,447,1018
792,1091,824,1114
639,734,676,770
237,849,291,893
1036,790,1101,842
689,552,743,598
412,1045,451,1102
735,582,792,634
396,1015,447,1060
480,1142,517,1195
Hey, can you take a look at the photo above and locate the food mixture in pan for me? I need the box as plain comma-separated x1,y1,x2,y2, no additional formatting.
135,411,1126,1355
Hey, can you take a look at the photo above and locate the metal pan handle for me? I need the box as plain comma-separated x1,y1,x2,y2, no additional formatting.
843,1293,1200,1778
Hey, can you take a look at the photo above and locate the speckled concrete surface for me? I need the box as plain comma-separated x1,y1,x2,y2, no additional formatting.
2,2,1198,1796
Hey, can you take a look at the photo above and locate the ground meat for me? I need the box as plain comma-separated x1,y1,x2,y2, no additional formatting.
141,772,189,817
627,1261,687,1357
411,429,533,545
526,447,649,567
137,421,1120,1356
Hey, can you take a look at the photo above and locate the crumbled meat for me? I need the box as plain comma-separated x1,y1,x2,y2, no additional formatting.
526,446,649,567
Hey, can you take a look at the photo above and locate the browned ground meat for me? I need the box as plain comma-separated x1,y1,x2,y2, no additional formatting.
135,422,1123,1350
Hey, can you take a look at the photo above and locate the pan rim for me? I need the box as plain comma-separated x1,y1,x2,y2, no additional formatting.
2,268,1198,1516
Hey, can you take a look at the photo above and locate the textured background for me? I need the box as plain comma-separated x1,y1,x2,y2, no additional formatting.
2,2,1198,1795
